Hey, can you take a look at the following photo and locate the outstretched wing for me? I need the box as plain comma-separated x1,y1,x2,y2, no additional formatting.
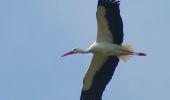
80,55,119,100
80,0,124,100
96,0,123,44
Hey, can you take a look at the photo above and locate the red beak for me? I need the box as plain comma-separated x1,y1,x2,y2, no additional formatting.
61,51,74,57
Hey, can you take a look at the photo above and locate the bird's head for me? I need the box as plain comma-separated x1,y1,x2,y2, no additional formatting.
61,48,83,57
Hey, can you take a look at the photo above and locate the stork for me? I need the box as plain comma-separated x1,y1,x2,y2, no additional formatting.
62,0,146,100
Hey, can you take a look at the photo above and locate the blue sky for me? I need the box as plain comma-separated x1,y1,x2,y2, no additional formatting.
0,0,170,100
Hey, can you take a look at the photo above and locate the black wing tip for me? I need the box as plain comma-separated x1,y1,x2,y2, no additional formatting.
98,0,120,6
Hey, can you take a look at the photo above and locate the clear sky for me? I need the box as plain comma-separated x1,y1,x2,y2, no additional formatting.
0,0,170,100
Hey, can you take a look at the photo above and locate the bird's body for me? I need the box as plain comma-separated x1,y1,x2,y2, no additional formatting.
62,0,146,100
67,42,144,61
88,42,129,56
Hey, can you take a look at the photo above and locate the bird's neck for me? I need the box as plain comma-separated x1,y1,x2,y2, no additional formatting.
79,49,91,54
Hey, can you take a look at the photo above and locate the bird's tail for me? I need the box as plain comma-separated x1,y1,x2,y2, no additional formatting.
119,44,146,61
119,44,134,62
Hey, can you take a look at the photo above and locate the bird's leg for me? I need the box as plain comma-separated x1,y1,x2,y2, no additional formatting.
119,49,146,56
132,52,146,56
121,50,146,56
119,50,133,55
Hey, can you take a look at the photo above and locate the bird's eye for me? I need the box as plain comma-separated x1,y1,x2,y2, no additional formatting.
73,48,77,51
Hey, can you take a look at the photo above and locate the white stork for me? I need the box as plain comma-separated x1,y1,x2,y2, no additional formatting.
62,0,146,100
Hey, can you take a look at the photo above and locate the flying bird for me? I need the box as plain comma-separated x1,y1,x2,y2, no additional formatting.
62,0,146,100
